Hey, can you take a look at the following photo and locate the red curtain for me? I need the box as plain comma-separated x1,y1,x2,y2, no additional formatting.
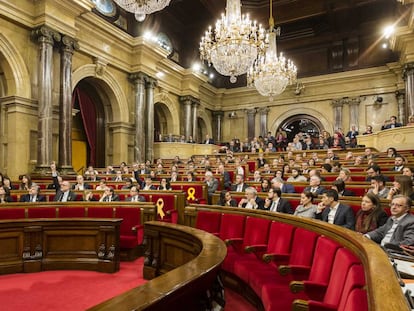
73,88,97,166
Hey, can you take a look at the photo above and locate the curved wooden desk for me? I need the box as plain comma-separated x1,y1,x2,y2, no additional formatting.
89,221,227,311
0,218,121,274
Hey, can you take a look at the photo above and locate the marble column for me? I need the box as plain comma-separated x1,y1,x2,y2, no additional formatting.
403,63,414,117
258,107,270,137
192,100,200,143
58,35,79,174
348,97,360,130
144,76,157,162
179,96,194,140
396,90,406,124
246,108,257,141
331,99,344,131
129,72,147,163
212,111,224,143
31,26,61,173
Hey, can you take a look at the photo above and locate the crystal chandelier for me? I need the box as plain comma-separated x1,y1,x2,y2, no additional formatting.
113,0,171,22
199,0,266,83
247,0,297,100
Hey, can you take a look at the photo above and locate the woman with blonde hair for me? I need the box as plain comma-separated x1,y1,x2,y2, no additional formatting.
387,175,414,200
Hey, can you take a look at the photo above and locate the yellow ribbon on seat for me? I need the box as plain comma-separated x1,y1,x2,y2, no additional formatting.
156,198,165,219
187,187,196,201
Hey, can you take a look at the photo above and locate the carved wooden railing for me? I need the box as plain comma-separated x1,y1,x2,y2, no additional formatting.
89,221,227,311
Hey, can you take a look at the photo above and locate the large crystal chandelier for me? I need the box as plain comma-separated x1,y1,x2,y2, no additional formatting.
113,0,171,22
247,0,297,100
199,0,266,83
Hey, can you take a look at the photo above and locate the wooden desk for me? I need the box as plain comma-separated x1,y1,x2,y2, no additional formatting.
0,218,121,274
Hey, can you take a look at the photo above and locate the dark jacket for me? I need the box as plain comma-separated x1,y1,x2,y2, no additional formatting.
315,203,355,230
20,194,46,202
54,190,79,202
240,197,265,210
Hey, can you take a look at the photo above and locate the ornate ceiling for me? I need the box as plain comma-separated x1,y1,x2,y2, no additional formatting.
99,0,407,88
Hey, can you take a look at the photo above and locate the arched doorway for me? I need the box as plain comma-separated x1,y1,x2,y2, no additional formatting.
154,102,174,141
197,117,208,143
72,79,106,172
277,114,324,142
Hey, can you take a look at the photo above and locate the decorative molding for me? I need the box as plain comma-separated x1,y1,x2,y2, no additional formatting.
93,57,108,77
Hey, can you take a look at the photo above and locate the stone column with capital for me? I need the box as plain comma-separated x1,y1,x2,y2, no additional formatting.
403,63,414,118
58,35,79,174
180,96,195,140
348,97,360,130
191,100,200,143
331,99,345,131
31,26,61,174
130,72,147,163
246,108,257,141
212,111,224,144
396,90,406,124
258,107,270,137
144,76,157,162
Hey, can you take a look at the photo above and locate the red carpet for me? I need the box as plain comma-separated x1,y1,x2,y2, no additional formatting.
0,258,254,311
0,258,146,311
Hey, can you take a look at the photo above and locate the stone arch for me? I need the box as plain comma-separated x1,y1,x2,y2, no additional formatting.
197,109,213,141
154,91,180,136
72,64,128,123
269,107,331,134
0,33,31,98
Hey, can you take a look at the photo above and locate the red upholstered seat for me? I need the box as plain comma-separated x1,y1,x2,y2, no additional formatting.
87,207,114,218
0,208,26,219
260,237,342,311
293,184,306,193
248,227,318,297
58,207,86,218
339,288,368,311
115,207,143,248
234,221,295,282
222,216,272,273
292,248,361,311
182,184,206,203
195,211,222,235
218,213,246,241
27,207,56,218
150,194,177,223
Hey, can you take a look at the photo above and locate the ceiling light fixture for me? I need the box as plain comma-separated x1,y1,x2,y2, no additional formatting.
247,0,297,100
113,0,171,22
199,0,266,83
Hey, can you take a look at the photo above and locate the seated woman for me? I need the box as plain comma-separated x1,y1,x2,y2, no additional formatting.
355,193,388,234
219,190,237,207
387,175,414,200
294,191,317,218
19,174,32,191
158,178,172,191
260,179,270,192
0,185,13,203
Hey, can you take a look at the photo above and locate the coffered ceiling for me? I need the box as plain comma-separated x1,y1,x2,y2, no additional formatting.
102,0,408,88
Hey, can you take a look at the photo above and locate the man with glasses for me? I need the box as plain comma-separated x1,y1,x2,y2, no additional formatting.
125,186,146,202
365,195,414,247
53,181,78,202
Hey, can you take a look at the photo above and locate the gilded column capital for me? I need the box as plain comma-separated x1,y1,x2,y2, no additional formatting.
331,98,347,107
61,35,79,54
212,110,224,118
31,25,61,45
144,76,158,89
179,95,199,106
348,97,361,107
246,108,257,116
258,107,270,115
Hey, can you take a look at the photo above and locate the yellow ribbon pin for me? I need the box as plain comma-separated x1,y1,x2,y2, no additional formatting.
187,187,196,201
156,198,165,219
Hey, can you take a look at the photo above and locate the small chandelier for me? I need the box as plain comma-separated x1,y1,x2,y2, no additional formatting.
247,0,297,100
199,0,266,83
113,0,171,22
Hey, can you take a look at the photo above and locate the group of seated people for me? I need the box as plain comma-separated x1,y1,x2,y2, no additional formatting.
0,145,413,252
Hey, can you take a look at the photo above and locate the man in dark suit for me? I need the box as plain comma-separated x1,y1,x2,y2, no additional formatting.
270,177,295,194
365,195,414,247
20,183,46,202
381,115,403,130
238,187,265,210
231,174,248,192
203,134,215,144
54,181,78,202
125,186,146,202
72,175,91,191
205,171,219,204
304,175,326,195
99,187,120,202
315,189,355,229
217,164,232,189
264,187,293,214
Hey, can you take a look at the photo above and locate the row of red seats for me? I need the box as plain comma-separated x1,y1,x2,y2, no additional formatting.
195,211,368,311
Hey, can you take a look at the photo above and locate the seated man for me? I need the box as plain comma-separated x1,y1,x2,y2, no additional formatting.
315,189,355,229
231,174,248,192
205,171,219,204
304,175,326,195
72,175,91,191
381,115,403,130
367,175,390,199
365,195,414,247
270,176,295,193
264,187,293,214
54,181,78,202
238,187,265,210
99,186,120,202
19,183,46,202
125,186,146,202
392,154,405,172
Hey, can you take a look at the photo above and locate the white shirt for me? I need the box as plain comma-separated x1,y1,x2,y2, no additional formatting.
270,198,280,212
381,213,408,246
327,202,340,224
